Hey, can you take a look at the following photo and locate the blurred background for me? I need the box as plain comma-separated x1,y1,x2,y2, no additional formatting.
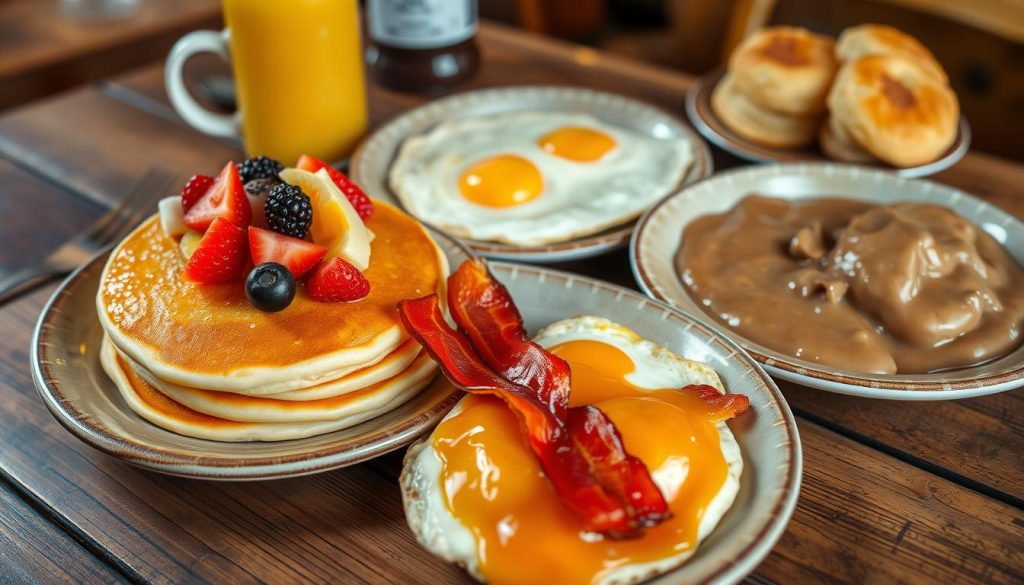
2,0,1021,160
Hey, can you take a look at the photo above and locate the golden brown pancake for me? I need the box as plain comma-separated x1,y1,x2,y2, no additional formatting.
100,336,442,442
98,201,447,394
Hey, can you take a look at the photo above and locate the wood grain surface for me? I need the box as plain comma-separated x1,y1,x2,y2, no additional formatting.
0,0,221,111
0,19,1021,585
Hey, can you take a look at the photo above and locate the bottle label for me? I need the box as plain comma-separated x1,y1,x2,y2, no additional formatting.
368,0,477,49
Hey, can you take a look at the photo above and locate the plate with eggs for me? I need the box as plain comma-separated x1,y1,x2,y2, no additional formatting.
351,86,712,262
686,24,970,177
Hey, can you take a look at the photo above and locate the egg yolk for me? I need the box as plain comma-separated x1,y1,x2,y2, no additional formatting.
538,126,617,162
432,339,729,585
458,155,544,208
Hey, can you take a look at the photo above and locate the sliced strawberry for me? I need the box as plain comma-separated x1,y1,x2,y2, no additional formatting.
307,257,370,302
296,154,373,220
181,174,214,213
183,161,250,231
183,217,249,284
248,226,327,279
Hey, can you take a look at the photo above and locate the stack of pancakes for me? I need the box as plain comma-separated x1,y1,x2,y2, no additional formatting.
713,26,838,149
714,24,959,167
96,202,448,442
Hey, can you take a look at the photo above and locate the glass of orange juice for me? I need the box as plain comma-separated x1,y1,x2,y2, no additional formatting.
165,0,367,165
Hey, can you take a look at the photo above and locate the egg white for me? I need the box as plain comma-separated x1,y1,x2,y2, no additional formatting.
389,112,694,246
400,316,743,584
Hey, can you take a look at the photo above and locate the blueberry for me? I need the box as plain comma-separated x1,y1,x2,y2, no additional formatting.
246,262,295,312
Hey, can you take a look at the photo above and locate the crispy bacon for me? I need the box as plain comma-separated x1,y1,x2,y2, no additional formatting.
684,384,750,421
398,294,642,535
447,259,571,419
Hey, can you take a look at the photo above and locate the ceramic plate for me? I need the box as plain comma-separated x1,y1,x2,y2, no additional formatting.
31,227,472,480
686,69,970,178
351,85,713,263
631,162,1024,400
466,262,799,584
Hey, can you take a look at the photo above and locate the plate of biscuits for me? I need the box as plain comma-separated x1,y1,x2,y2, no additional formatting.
686,24,970,177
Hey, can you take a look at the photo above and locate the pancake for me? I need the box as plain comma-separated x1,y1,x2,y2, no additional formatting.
728,26,838,116
123,345,438,423
712,72,820,149
828,55,959,167
97,201,448,394
401,317,742,584
836,24,947,83
100,336,438,442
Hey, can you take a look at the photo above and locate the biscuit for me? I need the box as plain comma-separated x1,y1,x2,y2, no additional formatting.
837,24,947,84
827,55,958,167
819,115,876,163
728,26,839,116
712,72,820,149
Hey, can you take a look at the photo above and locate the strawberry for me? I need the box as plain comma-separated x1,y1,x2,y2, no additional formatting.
248,226,327,279
307,257,370,302
183,217,249,284
296,154,373,220
183,161,251,231
181,174,214,213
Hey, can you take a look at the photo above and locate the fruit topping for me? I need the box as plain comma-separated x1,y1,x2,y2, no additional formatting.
279,168,371,270
307,257,370,302
264,183,313,239
244,177,280,199
248,226,326,279
158,196,187,239
179,230,202,260
183,161,250,231
182,217,249,284
181,174,214,213
296,154,373,220
245,262,296,312
238,156,284,183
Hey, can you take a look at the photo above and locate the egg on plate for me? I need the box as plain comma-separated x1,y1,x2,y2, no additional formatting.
401,316,743,585
389,112,694,247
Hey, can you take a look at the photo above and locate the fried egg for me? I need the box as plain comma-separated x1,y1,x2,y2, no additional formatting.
401,317,743,585
389,112,694,246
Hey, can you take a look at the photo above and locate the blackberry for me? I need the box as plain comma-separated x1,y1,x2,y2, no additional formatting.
264,184,313,238
238,156,284,183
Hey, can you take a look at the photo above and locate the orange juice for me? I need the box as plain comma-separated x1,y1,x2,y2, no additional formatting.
223,0,367,164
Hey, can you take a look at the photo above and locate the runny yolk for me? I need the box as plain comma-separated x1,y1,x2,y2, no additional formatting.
538,126,617,162
432,338,729,585
458,155,544,208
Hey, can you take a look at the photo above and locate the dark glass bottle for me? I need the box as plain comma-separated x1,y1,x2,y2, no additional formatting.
365,0,480,94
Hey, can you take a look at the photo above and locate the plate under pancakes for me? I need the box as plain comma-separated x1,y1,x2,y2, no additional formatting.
97,201,448,394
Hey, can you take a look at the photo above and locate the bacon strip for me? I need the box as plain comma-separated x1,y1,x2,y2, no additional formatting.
398,294,641,535
447,259,570,419
684,384,750,421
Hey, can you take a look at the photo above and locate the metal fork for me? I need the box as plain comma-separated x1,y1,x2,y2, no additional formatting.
0,169,176,304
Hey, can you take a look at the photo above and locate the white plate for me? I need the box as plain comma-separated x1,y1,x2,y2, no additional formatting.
686,69,971,179
631,162,1024,400
477,261,800,585
351,85,713,263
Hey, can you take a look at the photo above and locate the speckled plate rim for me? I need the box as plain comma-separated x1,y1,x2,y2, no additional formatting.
484,261,801,585
685,68,971,179
351,85,714,263
630,162,1024,400
31,228,472,481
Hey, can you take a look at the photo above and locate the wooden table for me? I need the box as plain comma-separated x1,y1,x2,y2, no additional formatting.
0,21,1021,584
0,0,220,112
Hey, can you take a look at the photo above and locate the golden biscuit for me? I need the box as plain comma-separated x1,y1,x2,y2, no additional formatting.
837,24,947,84
729,26,839,115
819,115,877,163
712,72,820,149
828,55,958,167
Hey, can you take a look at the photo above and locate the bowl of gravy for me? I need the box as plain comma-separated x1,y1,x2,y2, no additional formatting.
631,163,1024,399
